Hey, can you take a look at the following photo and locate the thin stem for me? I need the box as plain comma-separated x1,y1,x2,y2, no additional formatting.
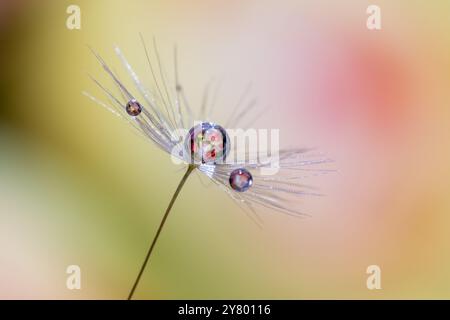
128,165,196,300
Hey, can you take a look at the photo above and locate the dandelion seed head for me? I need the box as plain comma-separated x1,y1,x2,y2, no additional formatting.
229,168,253,192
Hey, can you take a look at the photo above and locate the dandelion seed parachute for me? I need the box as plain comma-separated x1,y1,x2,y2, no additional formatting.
198,149,331,218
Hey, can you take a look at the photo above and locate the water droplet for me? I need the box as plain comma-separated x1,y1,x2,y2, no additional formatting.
126,99,142,116
229,168,253,192
186,122,230,164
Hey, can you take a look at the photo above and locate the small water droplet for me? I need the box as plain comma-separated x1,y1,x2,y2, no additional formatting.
186,122,229,164
126,99,142,116
229,168,253,192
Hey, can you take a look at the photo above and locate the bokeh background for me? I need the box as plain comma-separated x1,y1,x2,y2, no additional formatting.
1,0,450,299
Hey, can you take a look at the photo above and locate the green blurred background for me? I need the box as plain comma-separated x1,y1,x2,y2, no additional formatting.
1,0,450,299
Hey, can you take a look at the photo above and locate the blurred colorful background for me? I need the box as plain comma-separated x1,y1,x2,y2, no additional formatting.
1,0,450,299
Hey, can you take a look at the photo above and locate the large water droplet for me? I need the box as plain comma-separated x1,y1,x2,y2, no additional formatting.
126,99,142,117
